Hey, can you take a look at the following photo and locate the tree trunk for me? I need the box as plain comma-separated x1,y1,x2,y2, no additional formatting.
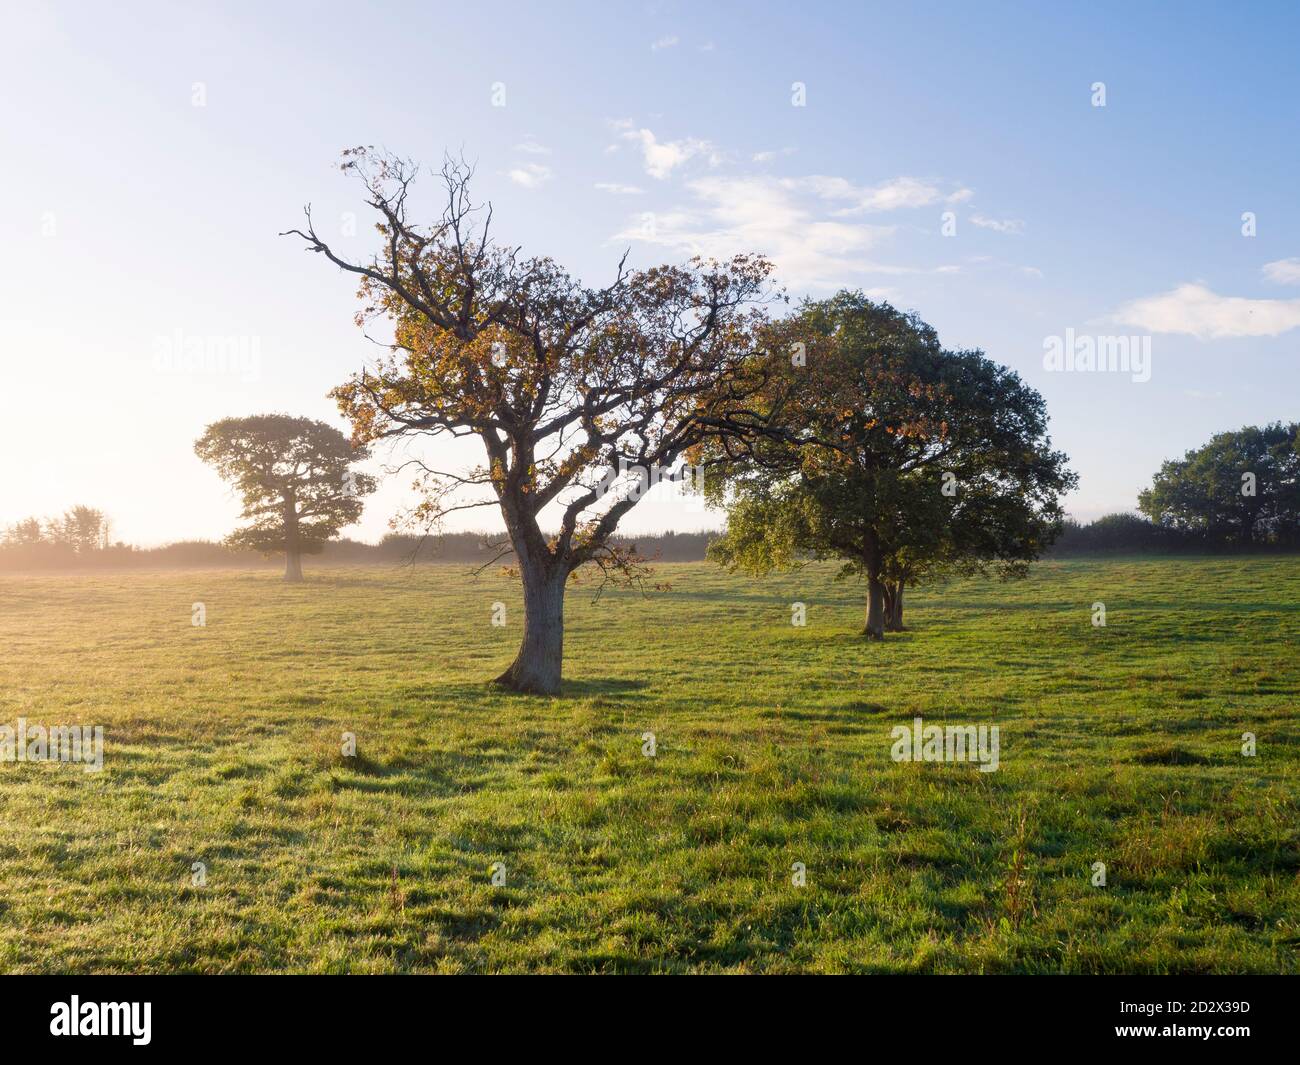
282,491,303,582
864,576,886,640
494,562,567,695
886,581,905,631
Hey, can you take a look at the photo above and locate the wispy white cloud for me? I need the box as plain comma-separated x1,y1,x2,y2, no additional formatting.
1263,257,1300,284
612,174,916,290
799,174,970,214
514,138,550,155
1114,282,1300,338
651,35,678,51
969,213,1025,234
594,182,644,195
508,162,552,188
606,133,977,289
622,128,717,179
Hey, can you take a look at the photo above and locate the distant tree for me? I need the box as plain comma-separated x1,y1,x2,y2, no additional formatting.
2,516,46,546
194,414,376,581
47,505,111,553
285,150,785,692
1138,424,1300,547
705,293,1075,638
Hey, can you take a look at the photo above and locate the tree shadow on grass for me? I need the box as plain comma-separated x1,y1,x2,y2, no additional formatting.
416,677,652,706
817,629,918,646
559,677,651,700
759,700,891,725
936,598,1300,613
656,588,855,608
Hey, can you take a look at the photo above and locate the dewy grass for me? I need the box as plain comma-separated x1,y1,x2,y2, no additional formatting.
0,557,1296,973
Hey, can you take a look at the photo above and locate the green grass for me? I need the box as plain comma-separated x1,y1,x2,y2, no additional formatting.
0,556,1297,973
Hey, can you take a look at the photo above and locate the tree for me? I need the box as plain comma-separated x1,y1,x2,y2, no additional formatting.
1138,423,1300,547
194,414,376,581
705,293,1075,638
48,505,111,553
2,516,46,546
284,149,784,693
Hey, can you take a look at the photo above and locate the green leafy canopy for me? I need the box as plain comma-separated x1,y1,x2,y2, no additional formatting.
704,292,1077,587
194,414,377,555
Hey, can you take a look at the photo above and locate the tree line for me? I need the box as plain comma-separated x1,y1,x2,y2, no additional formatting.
6,502,1293,575
0,506,114,558
0,526,716,570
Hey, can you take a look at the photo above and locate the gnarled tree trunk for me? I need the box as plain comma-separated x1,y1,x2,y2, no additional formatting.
494,560,567,695
284,549,304,582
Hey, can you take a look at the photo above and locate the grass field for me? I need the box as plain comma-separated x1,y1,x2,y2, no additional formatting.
0,557,1297,973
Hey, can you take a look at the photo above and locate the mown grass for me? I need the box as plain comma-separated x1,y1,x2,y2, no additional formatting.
0,556,1297,973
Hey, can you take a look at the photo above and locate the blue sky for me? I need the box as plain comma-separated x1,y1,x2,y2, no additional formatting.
2,0,1298,544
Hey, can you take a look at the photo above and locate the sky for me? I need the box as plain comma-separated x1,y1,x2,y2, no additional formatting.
2,0,1298,546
